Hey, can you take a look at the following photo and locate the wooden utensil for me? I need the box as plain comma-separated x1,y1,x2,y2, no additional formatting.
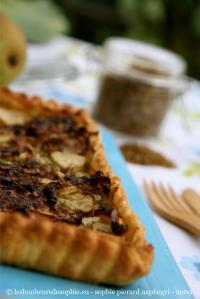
182,189,200,216
144,181,200,236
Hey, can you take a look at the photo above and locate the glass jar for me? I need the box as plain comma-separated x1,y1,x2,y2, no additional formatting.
94,38,189,137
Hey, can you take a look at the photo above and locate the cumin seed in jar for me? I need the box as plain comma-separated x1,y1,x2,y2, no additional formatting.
94,72,171,137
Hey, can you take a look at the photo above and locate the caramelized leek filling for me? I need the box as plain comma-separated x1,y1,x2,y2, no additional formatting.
0,111,128,235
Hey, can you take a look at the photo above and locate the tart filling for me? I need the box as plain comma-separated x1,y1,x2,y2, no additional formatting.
0,110,128,236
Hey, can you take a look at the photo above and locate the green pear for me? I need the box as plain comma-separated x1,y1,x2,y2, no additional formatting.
0,13,27,86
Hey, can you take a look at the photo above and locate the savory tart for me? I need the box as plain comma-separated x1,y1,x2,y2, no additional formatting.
0,87,153,285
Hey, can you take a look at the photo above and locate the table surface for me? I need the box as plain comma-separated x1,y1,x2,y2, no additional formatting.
11,35,200,299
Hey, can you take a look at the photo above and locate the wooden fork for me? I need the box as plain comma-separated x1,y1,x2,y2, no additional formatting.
144,181,200,236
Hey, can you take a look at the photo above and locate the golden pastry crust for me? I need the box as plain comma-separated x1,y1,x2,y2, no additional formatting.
0,87,153,285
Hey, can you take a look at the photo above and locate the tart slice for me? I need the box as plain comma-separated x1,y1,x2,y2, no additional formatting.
0,88,153,285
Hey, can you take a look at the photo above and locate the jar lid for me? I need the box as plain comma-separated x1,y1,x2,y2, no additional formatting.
102,38,187,90
103,38,186,76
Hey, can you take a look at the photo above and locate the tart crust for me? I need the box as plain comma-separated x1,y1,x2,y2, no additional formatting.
0,87,153,285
